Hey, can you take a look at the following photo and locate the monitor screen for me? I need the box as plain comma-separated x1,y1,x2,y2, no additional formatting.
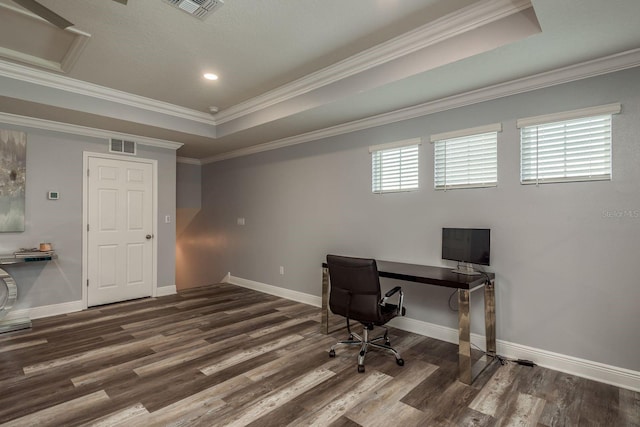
442,228,490,266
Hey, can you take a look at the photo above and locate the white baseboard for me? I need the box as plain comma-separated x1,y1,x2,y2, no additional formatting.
5,284,177,322
225,274,322,308
156,285,177,297
5,300,84,321
389,316,640,392
225,274,640,392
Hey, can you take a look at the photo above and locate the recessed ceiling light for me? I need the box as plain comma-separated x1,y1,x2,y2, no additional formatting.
203,73,218,80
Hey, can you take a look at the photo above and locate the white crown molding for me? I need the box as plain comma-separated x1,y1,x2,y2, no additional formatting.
0,59,215,126
0,2,91,74
177,156,202,165
213,0,533,125
201,48,640,164
0,112,183,150
0,0,531,132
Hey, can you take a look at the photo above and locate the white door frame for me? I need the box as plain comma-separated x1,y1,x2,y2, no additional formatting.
82,151,158,309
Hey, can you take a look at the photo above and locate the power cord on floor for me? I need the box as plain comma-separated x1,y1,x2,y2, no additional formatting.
470,341,536,367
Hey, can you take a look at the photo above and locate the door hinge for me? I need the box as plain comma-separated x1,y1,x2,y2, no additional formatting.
87,168,90,177
87,279,89,287
87,224,89,232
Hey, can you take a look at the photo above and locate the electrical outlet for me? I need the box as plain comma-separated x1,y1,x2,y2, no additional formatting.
279,266,284,275
237,217,245,225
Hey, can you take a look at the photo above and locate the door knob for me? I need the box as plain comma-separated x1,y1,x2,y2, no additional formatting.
146,234,153,240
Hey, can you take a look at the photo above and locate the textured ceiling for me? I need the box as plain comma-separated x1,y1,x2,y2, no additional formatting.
0,0,639,161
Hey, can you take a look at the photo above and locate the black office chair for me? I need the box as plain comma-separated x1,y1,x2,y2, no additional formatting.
326,254,406,372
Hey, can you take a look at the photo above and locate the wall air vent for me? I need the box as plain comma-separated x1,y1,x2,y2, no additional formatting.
162,0,224,20
110,138,136,155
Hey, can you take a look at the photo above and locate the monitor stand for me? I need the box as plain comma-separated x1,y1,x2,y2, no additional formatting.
451,262,481,276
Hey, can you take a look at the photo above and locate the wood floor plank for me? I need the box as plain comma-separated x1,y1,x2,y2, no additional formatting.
619,388,640,427
577,378,622,426
21,334,166,375
200,334,305,375
537,372,585,426
420,378,482,425
468,362,519,417
129,376,251,426
0,338,47,353
2,390,111,427
70,335,209,387
220,348,345,411
214,368,336,427
0,283,636,426
288,370,393,425
344,359,438,426
499,392,547,426
81,403,150,427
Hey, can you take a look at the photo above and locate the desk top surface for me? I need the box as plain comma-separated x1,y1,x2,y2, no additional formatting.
323,259,493,290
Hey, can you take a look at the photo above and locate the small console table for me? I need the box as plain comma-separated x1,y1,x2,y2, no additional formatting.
0,253,56,333
321,259,496,385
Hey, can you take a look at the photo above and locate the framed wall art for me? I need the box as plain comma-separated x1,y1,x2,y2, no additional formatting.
0,129,26,232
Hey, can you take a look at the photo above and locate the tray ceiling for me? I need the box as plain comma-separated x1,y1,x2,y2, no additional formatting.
0,0,639,161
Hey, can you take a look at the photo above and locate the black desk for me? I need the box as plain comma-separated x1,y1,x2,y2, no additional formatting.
321,260,496,385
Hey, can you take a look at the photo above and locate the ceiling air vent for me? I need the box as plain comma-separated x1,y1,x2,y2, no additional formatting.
162,0,224,20
110,138,136,155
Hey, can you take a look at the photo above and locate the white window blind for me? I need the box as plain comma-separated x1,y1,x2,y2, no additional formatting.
520,114,613,184
433,130,498,190
370,139,420,194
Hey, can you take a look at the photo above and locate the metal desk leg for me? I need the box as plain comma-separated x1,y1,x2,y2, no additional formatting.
0,267,32,333
484,279,496,357
458,289,472,385
321,267,329,335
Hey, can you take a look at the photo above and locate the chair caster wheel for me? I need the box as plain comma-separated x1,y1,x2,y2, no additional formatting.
329,349,335,358
397,358,405,366
357,364,365,373
385,339,391,346
348,334,354,340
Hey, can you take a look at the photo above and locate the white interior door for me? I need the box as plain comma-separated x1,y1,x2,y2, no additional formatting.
87,156,154,306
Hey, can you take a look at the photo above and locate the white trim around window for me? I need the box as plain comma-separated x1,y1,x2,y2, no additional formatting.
370,138,421,194
518,104,621,185
431,123,501,190
429,123,502,143
516,103,621,129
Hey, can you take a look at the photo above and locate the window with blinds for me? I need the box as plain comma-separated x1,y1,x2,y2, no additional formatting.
370,139,420,194
518,104,620,184
432,125,499,190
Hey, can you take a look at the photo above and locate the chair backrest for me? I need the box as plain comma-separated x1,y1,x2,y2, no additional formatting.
326,254,383,324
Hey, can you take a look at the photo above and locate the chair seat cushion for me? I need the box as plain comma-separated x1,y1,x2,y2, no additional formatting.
378,303,398,324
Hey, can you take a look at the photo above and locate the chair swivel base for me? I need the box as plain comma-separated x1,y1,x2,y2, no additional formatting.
328,327,404,373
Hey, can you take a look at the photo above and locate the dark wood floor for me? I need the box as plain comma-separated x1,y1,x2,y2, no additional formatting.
0,283,638,426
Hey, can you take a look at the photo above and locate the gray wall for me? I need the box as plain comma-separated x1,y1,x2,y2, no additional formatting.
0,124,177,310
176,161,205,289
187,67,640,372
177,162,201,210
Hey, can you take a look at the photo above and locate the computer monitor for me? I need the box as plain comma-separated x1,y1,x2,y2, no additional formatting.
442,228,490,275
